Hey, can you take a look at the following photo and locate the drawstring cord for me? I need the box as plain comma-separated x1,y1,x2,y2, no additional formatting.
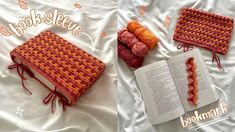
43,87,69,113
177,44,193,52
212,51,224,71
8,63,33,95
177,44,224,70
8,57,69,113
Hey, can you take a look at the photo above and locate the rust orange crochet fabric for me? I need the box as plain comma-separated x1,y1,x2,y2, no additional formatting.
185,58,198,106
9,31,105,111
173,8,234,69
127,21,158,49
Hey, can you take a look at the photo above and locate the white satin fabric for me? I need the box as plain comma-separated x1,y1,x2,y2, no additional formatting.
118,0,235,132
0,0,117,132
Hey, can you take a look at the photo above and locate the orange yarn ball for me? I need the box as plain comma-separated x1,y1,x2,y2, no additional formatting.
127,21,158,49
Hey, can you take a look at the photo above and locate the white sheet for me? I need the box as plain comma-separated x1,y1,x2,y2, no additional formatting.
0,0,117,131
118,0,235,131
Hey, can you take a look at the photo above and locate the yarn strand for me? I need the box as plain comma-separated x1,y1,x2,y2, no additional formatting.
212,51,224,71
8,57,69,113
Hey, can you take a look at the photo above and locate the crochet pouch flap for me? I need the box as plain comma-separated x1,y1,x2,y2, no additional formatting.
173,8,234,69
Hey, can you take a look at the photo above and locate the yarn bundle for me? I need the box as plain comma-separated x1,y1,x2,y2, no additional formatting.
118,42,144,68
118,21,158,68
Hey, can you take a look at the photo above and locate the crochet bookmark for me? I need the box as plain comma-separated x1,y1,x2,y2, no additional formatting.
185,57,198,106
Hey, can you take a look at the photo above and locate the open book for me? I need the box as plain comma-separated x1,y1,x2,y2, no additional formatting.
134,49,219,125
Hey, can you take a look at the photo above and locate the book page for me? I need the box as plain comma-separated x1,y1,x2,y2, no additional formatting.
167,49,219,112
134,60,185,125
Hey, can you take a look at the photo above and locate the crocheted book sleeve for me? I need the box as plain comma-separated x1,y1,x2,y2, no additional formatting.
173,8,234,70
9,31,105,111
185,58,198,106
